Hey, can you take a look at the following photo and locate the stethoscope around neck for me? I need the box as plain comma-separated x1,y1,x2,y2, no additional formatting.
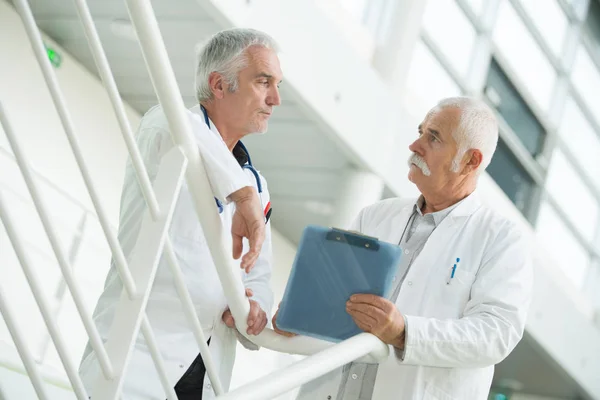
200,105,264,214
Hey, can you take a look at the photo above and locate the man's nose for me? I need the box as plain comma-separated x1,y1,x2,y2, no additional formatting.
408,138,423,155
267,86,281,107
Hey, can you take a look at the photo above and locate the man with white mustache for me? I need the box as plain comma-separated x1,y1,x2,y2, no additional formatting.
282,96,533,400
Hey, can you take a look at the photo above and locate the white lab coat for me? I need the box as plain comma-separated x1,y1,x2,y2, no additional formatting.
79,105,273,399
297,192,532,400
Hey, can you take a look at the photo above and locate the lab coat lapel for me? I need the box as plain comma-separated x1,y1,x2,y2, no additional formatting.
384,204,416,245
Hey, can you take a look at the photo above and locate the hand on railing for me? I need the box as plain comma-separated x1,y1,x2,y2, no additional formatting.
229,186,265,273
222,288,268,335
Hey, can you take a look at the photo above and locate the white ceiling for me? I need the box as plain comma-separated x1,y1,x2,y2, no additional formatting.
14,0,351,245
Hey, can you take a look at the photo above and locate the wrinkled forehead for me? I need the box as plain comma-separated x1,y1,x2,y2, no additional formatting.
421,106,462,139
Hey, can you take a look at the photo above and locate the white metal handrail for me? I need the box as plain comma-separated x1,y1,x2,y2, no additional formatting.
0,103,113,387
71,0,161,220
12,0,138,300
0,282,50,400
0,189,88,399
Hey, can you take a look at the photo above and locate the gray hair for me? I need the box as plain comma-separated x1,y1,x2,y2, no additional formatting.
428,96,499,174
195,28,279,103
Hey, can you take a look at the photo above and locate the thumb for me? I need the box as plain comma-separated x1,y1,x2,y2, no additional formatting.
222,309,235,328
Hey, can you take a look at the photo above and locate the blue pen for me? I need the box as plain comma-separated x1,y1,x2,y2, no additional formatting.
446,258,460,284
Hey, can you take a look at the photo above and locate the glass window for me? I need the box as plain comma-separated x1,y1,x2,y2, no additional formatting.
486,138,536,217
559,97,600,192
519,0,569,57
572,45,600,127
363,0,394,41
485,59,546,157
536,201,590,288
584,0,600,55
405,40,462,118
569,0,592,20
422,0,477,78
546,150,599,242
493,1,557,111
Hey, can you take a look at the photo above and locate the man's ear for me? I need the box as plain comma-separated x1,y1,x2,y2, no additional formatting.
464,149,483,174
208,71,225,100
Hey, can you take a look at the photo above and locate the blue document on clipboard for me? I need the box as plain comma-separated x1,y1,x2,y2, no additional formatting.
276,225,402,342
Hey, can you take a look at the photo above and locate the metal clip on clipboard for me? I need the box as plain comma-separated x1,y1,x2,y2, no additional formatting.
326,228,380,251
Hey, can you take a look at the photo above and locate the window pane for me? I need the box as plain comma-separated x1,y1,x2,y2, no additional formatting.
568,0,592,20
405,40,462,118
422,0,477,78
493,1,557,110
519,0,568,57
559,97,600,192
486,139,536,217
536,201,590,288
546,150,599,242
485,59,546,156
572,45,600,127
585,0,600,56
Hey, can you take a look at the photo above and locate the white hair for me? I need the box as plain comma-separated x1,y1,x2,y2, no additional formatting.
428,96,499,174
195,28,279,103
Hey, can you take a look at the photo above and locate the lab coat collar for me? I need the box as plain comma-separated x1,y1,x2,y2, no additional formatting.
190,105,248,167
190,104,222,139
404,190,482,221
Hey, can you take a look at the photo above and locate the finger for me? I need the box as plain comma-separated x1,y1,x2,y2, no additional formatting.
351,315,372,333
241,228,265,272
240,250,259,273
349,294,392,312
346,301,383,318
245,288,254,298
246,301,260,332
272,312,296,337
254,313,268,335
346,306,378,328
232,233,243,260
274,325,296,337
222,310,235,328
249,312,267,335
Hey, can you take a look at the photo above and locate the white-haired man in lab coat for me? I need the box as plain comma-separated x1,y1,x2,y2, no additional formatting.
80,28,283,399
275,96,533,400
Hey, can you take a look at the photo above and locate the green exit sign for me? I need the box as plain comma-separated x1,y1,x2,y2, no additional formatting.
45,44,62,68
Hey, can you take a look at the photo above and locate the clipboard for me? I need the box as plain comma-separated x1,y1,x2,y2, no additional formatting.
276,225,402,342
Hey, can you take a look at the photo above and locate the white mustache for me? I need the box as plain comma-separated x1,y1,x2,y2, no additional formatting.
407,153,431,176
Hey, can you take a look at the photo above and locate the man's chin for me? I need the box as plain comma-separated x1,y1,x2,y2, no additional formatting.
254,123,268,135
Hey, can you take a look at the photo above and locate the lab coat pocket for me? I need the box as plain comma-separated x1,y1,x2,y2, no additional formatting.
432,269,476,318
423,383,456,400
